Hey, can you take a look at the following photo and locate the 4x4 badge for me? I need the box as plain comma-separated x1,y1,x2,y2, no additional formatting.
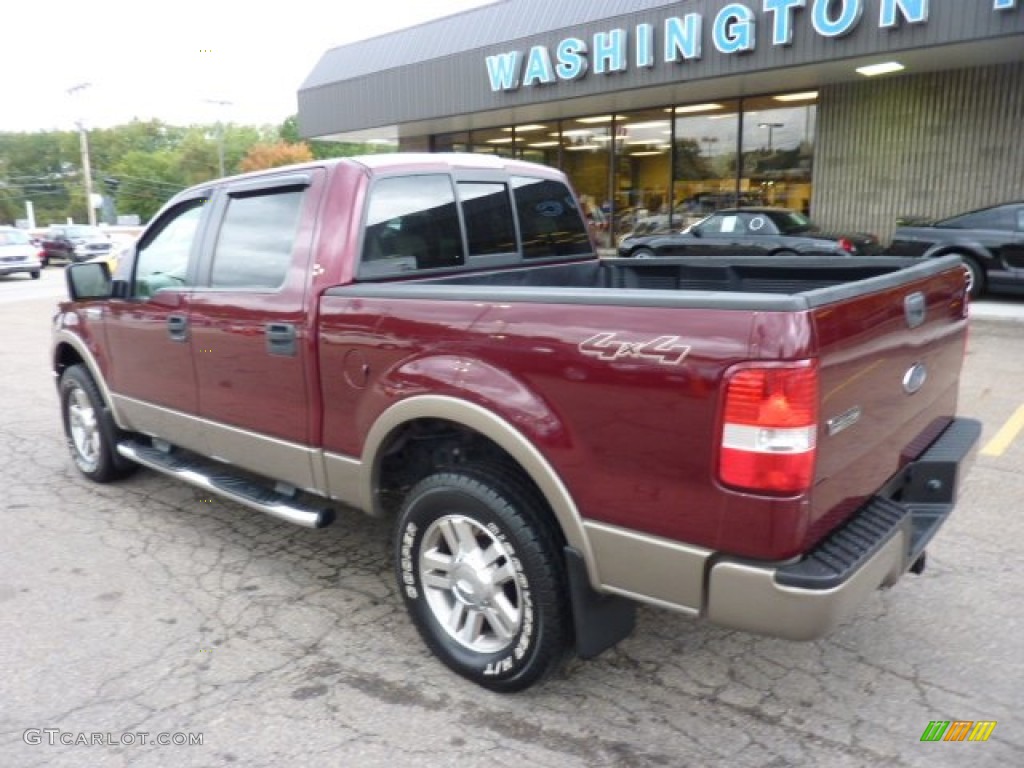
579,333,691,365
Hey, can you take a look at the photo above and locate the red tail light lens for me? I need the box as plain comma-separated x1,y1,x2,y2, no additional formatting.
719,362,819,495
837,237,855,254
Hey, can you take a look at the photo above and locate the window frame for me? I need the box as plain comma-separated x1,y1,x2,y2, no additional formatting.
195,173,313,292
354,169,594,281
129,194,211,299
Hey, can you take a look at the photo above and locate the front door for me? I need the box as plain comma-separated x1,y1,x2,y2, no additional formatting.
104,196,209,450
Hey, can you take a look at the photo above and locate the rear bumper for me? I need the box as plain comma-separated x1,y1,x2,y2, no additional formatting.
705,417,981,640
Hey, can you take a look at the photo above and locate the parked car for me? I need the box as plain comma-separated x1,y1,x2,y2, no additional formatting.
84,232,138,274
40,225,114,267
618,207,883,258
0,226,44,279
886,201,1024,298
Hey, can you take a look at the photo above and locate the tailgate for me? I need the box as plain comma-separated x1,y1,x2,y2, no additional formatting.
805,259,969,550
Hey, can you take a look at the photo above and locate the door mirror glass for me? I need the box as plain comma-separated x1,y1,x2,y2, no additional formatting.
66,262,112,300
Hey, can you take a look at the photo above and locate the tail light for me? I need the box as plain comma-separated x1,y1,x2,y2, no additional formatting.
837,237,855,254
718,362,819,495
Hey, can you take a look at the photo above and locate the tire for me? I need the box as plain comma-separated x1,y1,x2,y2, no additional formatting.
772,249,798,257
30,271,40,280
395,467,570,692
955,254,985,299
59,364,137,482
631,248,656,259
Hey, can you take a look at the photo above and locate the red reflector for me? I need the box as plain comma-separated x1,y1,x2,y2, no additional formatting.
719,363,819,495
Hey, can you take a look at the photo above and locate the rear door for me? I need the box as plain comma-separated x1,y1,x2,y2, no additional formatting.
186,169,325,490
694,212,761,255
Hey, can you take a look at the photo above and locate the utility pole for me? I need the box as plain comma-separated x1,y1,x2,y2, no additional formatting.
204,99,233,177
68,82,97,226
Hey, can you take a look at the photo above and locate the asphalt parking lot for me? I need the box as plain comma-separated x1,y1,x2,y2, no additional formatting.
1,270,1021,767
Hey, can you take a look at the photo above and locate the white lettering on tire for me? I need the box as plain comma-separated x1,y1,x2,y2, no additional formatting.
401,522,418,599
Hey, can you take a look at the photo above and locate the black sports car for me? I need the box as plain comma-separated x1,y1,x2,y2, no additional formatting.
617,207,882,259
886,201,1024,298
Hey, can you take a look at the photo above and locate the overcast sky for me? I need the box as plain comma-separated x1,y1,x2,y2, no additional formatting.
3,0,495,133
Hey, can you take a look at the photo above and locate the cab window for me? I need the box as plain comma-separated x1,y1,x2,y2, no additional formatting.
209,189,304,290
360,175,464,273
511,176,591,259
133,202,205,298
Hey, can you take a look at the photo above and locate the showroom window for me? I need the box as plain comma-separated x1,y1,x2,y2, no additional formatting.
671,101,742,230
425,91,817,245
739,93,818,216
559,117,613,247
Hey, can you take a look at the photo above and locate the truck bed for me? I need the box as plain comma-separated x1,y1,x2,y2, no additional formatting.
323,253,968,561
349,255,960,310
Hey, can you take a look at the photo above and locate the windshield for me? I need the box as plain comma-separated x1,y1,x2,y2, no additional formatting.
0,230,30,245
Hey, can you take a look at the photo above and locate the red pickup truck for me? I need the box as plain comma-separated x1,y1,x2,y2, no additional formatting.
53,154,980,691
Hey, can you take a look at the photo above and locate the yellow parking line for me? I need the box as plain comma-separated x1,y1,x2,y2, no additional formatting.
981,404,1024,456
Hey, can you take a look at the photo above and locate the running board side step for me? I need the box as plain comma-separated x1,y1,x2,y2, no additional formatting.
116,440,335,529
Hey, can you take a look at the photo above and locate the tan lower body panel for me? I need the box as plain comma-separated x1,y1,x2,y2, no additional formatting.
112,395,324,494
706,534,906,640
323,451,366,510
583,521,709,615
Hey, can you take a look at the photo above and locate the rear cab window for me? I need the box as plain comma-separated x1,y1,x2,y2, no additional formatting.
357,168,591,280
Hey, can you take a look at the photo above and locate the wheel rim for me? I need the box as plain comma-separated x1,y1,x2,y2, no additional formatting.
964,264,976,294
67,386,100,470
418,514,523,654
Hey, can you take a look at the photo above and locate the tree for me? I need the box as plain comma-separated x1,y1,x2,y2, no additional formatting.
238,141,314,172
108,150,186,223
279,115,387,160
0,130,79,224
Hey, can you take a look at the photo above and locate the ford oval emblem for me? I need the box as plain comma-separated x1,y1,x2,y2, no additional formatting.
903,363,928,395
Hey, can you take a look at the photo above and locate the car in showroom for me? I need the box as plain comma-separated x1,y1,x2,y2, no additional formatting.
39,224,114,267
617,207,883,259
0,226,44,279
886,201,1024,298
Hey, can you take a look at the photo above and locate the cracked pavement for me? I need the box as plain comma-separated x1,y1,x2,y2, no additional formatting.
1,277,1021,767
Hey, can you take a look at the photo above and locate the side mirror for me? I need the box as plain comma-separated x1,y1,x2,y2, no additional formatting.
65,262,112,300
688,226,702,238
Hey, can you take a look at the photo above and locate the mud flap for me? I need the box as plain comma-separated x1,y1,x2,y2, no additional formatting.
565,547,636,659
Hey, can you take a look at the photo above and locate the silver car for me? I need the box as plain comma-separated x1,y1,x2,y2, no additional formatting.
0,227,43,279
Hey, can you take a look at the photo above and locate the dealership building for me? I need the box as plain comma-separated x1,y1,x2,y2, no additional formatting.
298,0,1024,242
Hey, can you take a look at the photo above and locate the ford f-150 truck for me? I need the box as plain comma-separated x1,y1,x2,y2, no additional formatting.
53,154,980,692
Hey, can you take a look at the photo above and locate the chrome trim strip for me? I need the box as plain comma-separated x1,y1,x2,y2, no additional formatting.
362,395,596,580
110,395,321,493
583,521,709,612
